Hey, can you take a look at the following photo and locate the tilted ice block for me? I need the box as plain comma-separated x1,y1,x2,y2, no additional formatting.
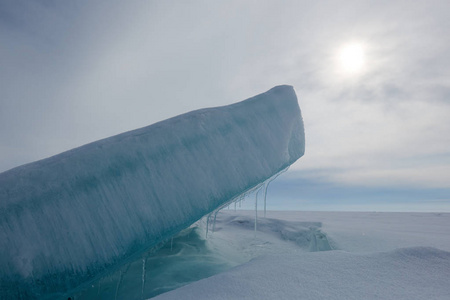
0,85,305,298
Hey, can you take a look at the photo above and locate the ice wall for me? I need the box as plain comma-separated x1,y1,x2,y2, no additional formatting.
0,85,305,299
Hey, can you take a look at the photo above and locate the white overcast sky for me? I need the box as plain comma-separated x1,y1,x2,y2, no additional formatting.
1,0,450,210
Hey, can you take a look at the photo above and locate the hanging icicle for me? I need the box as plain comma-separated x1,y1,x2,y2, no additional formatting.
202,166,289,238
262,182,268,218
141,258,146,299
254,188,258,235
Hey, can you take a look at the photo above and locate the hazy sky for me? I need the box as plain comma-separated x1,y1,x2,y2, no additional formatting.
1,0,449,211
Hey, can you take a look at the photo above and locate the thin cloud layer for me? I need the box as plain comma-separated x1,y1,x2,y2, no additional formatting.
1,1,449,204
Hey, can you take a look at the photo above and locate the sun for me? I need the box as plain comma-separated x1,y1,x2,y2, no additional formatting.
338,43,365,74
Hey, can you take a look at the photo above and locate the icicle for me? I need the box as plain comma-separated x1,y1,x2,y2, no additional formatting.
263,181,269,218
212,202,226,233
212,209,218,232
114,270,122,300
262,166,289,218
202,167,289,239
205,214,210,238
254,189,258,235
115,264,130,300
205,212,213,238
141,258,146,299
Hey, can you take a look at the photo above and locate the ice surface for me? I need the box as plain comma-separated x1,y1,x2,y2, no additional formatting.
154,210,450,300
0,85,304,298
72,226,236,299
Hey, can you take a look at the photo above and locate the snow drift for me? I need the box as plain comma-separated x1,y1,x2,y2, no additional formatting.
0,85,304,298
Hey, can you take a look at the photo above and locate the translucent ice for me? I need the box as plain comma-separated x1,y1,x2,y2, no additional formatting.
0,85,304,298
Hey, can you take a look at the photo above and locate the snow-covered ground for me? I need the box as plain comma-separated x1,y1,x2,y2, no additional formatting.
151,210,450,300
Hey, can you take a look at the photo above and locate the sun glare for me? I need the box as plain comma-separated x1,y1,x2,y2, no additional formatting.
338,43,365,74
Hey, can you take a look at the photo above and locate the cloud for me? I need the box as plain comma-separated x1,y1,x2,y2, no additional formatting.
282,0,450,189
1,0,449,197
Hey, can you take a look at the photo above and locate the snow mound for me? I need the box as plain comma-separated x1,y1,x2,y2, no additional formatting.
218,214,332,251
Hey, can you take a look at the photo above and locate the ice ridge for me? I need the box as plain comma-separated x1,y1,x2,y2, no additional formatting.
0,85,305,298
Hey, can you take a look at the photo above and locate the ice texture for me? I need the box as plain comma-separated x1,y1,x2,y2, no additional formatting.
0,85,304,298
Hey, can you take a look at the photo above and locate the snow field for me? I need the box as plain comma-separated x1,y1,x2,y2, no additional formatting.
154,210,450,300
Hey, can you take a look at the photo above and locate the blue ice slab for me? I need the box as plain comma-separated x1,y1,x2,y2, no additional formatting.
0,85,304,298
